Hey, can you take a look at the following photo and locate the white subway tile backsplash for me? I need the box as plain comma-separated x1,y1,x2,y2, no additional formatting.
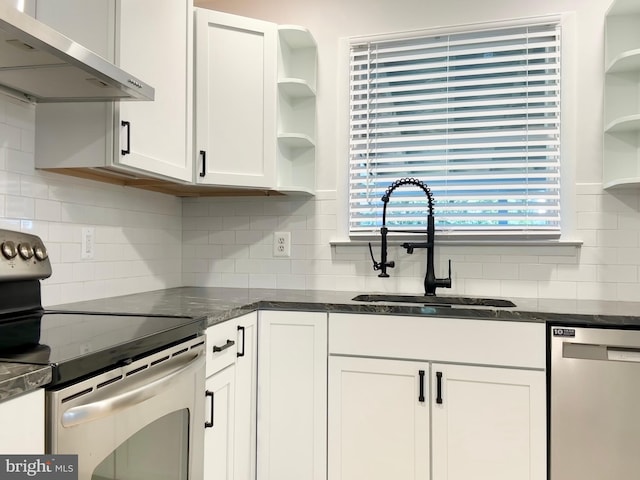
0,125,22,151
500,280,538,298
597,264,638,283
209,230,237,245
577,211,618,230
6,195,34,219
597,229,638,248
482,263,519,280
577,282,618,301
276,274,308,290
35,199,61,221
236,230,267,245
0,171,21,195
180,184,640,302
519,263,556,281
248,273,277,289
538,281,577,299
20,176,49,199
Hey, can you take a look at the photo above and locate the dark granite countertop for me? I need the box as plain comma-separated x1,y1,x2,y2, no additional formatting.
3,286,640,404
0,363,51,402
50,287,640,328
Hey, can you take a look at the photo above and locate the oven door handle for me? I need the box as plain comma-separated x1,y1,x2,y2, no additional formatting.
61,351,205,428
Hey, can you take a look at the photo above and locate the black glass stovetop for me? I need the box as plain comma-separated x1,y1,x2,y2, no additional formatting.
0,309,205,388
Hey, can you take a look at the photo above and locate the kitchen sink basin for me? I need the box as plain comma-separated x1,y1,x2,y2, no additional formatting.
352,294,516,308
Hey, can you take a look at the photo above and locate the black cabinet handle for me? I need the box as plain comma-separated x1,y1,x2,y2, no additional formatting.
436,371,443,404
199,150,206,177
121,120,131,155
237,326,245,357
205,390,214,428
418,370,425,402
212,339,235,353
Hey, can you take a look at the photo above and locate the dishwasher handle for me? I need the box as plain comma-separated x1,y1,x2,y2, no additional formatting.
61,351,205,428
562,342,640,363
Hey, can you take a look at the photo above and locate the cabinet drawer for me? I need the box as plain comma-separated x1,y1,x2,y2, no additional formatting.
329,313,545,369
206,320,238,377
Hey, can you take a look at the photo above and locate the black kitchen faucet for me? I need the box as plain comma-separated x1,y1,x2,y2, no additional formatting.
369,177,452,296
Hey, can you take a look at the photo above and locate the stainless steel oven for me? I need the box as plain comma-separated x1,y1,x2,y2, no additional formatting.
47,335,205,480
0,228,207,480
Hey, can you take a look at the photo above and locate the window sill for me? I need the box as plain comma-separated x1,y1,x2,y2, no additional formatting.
330,238,583,248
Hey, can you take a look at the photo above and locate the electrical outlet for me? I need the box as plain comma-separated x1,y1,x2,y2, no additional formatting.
273,231,291,258
81,227,95,260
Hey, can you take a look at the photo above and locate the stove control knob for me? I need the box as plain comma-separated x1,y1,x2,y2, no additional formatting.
34,244,48,261
1,241,17,259
18,242,34,260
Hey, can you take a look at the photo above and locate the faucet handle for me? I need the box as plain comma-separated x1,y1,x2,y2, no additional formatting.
436,259,453,289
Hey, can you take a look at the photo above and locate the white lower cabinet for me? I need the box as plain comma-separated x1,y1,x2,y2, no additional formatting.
234,313,258,480
204,312,258,480
0,389,45,454
328,356,430,480
205,363,236,480
257,310,327,480
328,313,546,480
431,363,545,480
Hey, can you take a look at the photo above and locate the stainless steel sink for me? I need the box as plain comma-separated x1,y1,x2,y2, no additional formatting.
352,294,516,308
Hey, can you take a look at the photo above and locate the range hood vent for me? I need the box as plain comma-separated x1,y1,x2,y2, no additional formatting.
0,4,154,102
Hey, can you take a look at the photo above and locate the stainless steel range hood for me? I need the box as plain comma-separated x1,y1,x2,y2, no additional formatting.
0,3,154,102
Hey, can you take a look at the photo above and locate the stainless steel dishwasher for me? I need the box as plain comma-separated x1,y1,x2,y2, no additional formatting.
550,325,640,479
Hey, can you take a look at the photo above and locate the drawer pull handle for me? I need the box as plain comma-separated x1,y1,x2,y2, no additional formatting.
418,370,425,402
205,390,214,428
436,371,443,404
237,326,245,358
212,339,235,353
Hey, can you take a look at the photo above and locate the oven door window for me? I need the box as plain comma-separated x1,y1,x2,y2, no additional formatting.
92,409,189,480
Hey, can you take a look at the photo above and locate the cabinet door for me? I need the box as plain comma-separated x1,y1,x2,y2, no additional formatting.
204,364,236,480
117,0,193,182
328,356,430,480
234,313,258,480
257,311,327,480
0,390,45,454
194,9,277,188
431,364,546,480
34,0,193,183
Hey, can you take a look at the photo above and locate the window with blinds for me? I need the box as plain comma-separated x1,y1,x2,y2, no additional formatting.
348,20,562,238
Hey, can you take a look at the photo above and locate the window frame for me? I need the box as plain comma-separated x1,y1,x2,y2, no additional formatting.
335,14,578,245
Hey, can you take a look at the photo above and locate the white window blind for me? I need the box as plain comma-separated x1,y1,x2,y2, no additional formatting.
348,21,561,237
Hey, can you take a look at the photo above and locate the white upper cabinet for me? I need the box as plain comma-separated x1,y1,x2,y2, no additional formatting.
116,0,193,181
603,0,640,189
194,9,317,194
34,0,193,183
194,9,277,189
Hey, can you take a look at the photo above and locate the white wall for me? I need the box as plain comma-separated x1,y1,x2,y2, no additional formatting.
184,0,640,302
0,94,183,307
